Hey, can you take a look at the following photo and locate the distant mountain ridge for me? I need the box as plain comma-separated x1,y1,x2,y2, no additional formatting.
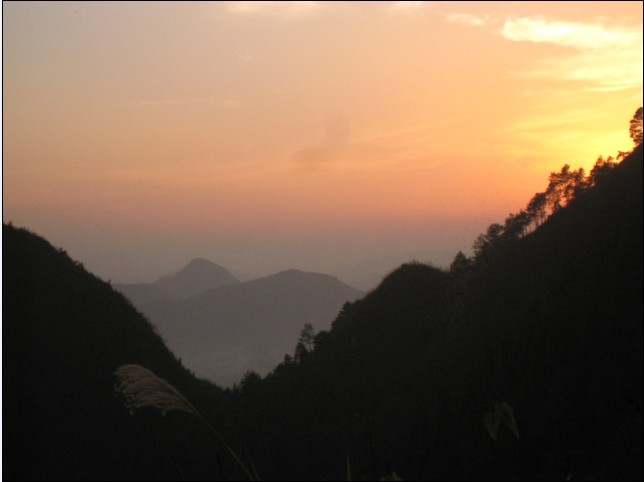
115,257,239,304
155,257,240,299
137,268,363,387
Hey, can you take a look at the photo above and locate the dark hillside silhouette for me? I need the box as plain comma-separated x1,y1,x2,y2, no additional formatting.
3,226,241,480
231,144,643,481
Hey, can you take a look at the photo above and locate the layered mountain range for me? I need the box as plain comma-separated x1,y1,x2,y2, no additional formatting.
117,261,362,386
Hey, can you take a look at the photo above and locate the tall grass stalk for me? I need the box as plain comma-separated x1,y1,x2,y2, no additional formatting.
114,364,258,481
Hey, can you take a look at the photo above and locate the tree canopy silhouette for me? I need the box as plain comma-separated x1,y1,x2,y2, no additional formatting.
229,111,643,481
630,106,642,146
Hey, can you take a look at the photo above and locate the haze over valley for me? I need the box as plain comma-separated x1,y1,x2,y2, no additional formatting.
116,259,362,386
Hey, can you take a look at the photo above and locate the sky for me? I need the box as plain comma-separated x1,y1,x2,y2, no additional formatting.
3,1,643,286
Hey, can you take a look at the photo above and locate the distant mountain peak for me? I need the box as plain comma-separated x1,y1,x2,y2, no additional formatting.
116,258,240,305
185,257,219,269
151,258,239,300
158,257,230,279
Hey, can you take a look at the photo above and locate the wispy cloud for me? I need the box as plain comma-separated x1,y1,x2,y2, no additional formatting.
447,13,642,92
507,107,600,132
502,16,642,91
444,13,490,27
514,49,642,92
501,16,640,49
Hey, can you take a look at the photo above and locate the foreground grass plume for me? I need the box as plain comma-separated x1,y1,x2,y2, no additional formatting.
114,364,201,417
114,364,259,481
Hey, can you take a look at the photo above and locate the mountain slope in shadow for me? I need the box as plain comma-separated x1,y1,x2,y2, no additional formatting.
3,225,238,481
232,145,643,481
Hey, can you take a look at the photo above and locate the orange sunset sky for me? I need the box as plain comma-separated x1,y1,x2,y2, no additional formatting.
3,1,643,285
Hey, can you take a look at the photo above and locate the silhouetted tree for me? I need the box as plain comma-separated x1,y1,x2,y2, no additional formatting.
294,323,316,363
589,155,616,186
450,251,472,275
546,164,570,213
503,210,530,240
545,164,587,213
300,323,315,352
239,370,262,396
473,223,504,259
526,192,547,228
565,167,586,201
616,150,630,161
629,106,642,146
